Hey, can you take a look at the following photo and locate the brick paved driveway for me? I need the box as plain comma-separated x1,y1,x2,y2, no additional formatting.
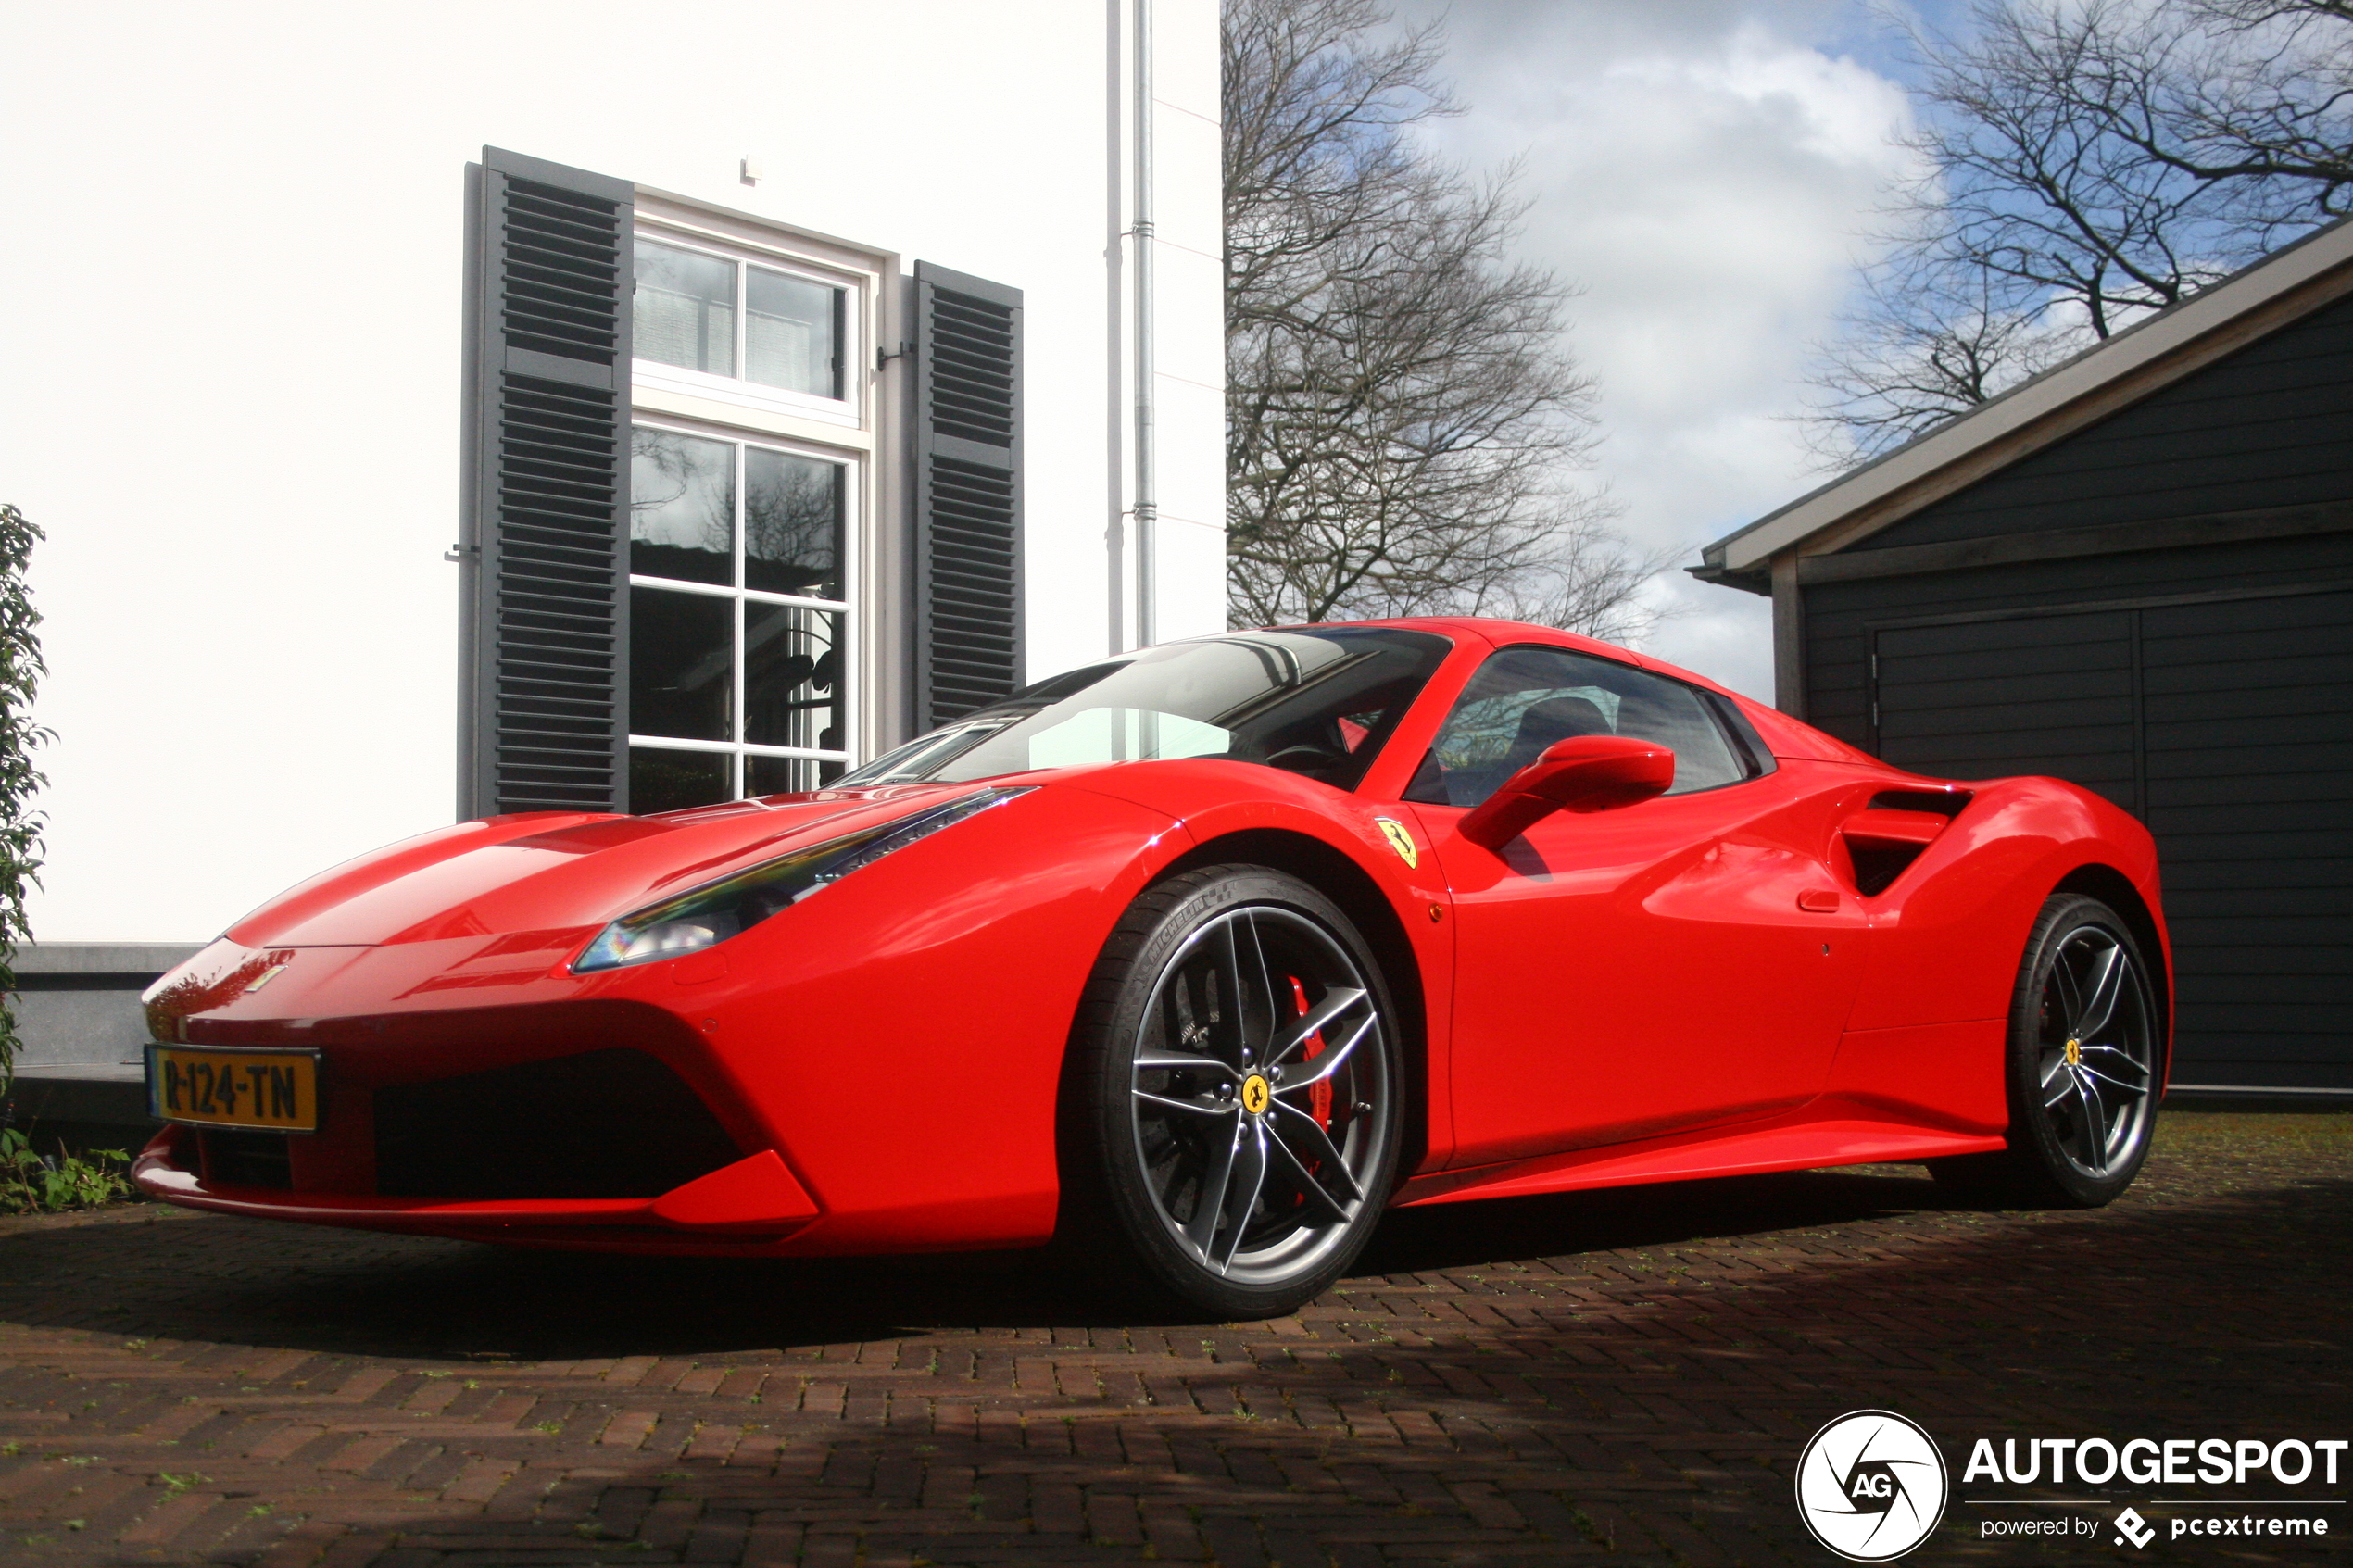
1,1112,2347,1568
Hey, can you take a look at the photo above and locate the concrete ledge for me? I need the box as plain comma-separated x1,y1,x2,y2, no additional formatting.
3,1065,153,1129
7,942,203,1075
15,943,206,976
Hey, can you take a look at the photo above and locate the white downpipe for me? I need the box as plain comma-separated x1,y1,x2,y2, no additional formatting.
1132,0,1157,648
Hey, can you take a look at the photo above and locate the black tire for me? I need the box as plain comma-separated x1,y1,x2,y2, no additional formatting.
1061,865,1403,1319
1930,893,2161,1207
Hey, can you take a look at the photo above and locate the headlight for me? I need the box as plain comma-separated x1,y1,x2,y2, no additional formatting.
573,786,1031,973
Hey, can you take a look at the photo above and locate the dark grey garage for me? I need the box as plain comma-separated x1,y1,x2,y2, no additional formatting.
1698,216,2353,1095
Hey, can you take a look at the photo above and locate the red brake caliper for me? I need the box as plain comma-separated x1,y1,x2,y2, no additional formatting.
1287,977,1333,1132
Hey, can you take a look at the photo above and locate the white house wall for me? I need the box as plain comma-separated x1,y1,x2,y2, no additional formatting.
0,0,1225,943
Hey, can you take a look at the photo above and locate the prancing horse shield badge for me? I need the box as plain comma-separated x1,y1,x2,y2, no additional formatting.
1375,817,1419,869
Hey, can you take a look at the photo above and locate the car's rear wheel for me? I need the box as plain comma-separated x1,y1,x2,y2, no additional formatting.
1063,865,1403,1319
1931,893,2161,1207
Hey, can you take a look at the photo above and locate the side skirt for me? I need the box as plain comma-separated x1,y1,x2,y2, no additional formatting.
1393,1101,2005,1208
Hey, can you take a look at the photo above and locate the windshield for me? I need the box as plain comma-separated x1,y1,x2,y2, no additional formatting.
837,628,1453,790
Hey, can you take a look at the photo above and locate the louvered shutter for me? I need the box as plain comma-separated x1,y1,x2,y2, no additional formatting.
459,147,634,817
911,263,1023,730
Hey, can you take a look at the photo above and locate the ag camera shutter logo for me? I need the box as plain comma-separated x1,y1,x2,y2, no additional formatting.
1796,1410,1949,1561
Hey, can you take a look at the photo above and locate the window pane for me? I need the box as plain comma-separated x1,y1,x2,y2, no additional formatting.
744,604,842,751
746,755,843,797
745,449,844,597
837,629,1452,790
630,747,731,813
1612,676,1744,793
1025,709,1233,769
745,268,841,397
634,239,736,377
631,587,734,741
1403,646,1747,808
630,429,735,585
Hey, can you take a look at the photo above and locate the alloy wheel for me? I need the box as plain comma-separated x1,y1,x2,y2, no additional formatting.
2032,923,2156,1178
1126,904,1392,1286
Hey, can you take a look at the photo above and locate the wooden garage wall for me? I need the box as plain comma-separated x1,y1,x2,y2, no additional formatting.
1862,290,2353,550
1802,533,2353,757
1796,289,2353,1091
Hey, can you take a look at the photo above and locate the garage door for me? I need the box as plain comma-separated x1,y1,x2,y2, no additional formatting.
1870,584,2353,1091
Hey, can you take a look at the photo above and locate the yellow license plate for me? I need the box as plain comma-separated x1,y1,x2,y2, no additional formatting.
147,1046,320,1132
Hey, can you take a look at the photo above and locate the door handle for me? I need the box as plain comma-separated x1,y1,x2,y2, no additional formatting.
1797,888,1842,912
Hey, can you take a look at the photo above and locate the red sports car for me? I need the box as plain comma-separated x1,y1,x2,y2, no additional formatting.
136,619,2169,1317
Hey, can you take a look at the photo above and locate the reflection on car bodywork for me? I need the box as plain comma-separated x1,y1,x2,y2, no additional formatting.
132,617,2169,1316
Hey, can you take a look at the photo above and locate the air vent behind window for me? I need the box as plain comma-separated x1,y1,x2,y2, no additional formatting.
1869,789,1971,818
1843,792,1971,897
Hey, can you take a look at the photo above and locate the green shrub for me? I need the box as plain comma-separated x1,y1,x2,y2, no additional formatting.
0,502,47,1094
0,1129,132,1213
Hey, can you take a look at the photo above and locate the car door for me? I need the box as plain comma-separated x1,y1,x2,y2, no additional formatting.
1403,646,1867,1168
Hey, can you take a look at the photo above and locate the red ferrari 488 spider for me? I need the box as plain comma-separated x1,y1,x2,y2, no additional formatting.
137,619,2169,1317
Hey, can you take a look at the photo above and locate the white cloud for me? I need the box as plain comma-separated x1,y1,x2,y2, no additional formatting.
1389,1,1927,698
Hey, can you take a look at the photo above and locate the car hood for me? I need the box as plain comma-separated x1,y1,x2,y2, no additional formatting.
221,784,988,949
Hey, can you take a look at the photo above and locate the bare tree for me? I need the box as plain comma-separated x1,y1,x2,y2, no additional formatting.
1799,245,2090,468
1223,0,1664,639
1809,0,2353,464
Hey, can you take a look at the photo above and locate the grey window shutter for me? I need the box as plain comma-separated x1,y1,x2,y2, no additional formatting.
911,262,1023,730
459,147,634,817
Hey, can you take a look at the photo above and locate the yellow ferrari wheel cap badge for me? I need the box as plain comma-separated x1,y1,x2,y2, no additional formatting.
1375,817,1419,869
1240,1074,1272,1115
2064,1037,2082,1066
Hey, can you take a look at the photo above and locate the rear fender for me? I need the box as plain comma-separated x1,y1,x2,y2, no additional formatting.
1849,777,2161,1032
2053,860,2174,1088
1819,778,2165,1132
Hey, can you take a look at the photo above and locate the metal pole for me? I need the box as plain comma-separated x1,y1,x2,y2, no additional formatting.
1133,0,1157,647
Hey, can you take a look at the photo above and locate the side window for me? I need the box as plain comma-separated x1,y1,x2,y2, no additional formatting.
1403,646,1751,808
1705,692,1777,779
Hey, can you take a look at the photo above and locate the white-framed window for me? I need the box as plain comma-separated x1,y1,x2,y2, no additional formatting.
626,214,875,812
626,422,856,809
632,232,860,429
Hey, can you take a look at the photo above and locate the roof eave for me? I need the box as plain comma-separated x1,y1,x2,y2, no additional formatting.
1704,213,2353,577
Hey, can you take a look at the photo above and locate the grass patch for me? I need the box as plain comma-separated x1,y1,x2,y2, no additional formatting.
2157,1110,2353,1148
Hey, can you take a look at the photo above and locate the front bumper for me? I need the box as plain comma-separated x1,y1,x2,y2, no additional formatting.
131,976,827,1253
133,1128,822,1254
132,779,1183,1259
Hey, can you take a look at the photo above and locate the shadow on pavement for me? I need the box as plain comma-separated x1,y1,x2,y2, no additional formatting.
3,1146,2349,1565
0,1160,2342,1368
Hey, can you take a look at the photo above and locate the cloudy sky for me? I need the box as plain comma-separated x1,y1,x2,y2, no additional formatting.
1382,0,1970,697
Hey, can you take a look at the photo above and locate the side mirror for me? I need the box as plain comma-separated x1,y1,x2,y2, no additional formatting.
1456,734,1675,849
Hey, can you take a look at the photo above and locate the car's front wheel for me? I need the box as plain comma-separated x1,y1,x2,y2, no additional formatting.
1063,865,1403,1319
1931,892,2162,1206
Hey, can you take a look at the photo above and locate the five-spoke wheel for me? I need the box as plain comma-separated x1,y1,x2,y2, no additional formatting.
1067,866,1402,1317
1932,892,2162,1206
2031,917,2158,1181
